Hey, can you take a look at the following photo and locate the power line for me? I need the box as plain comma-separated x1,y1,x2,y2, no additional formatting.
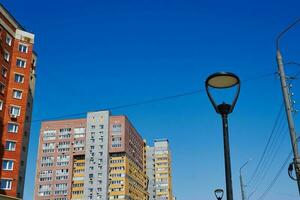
247,102,285,186
31,72,277,123
256,151,293,200
250,127,288,192
31,89,204,122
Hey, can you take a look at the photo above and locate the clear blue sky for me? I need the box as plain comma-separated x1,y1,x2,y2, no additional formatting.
2,0,300,199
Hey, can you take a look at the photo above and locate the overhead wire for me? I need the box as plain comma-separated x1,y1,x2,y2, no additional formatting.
256,151,293,200
31,71,277,124
250,126,288,192
246,102,285,186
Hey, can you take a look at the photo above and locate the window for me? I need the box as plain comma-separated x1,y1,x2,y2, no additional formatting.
2,160,14,170
12,90,22,99
18,44,28,53
3,50,9,62
10,106,21,116
5,34,12,46
43,130,56,141
5,141,16,151
16,59,26,68
41,156,54,167
0,83,4,94
38,184,51,196
74,127,85,138
112,124,122,134
57,141,70,152
54,183,68,195
59,128,71,139
42,143,55,153
8,123,18,133
14,74,24,83
0,179,12,190
1,67,7,78
39,170,52,182
0,100,3,110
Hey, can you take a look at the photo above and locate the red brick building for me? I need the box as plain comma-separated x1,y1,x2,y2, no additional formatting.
0,3,37,198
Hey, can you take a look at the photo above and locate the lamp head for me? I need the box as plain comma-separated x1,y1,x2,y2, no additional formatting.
205,72,240,115
214,189,224,200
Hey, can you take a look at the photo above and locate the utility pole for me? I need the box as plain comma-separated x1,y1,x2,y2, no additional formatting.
276,18,300,195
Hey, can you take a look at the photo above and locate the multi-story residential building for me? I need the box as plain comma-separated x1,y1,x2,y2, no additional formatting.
108,116,148,200
0,3,37,198
71,155,85,200
84,111,110,200
35,111,149,200
34,119,86,200
147,139,173,200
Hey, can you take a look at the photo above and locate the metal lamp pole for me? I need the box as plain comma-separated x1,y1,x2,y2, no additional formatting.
239,160,250,200
276,17,300,195
206,72,241,200
220,103,234,200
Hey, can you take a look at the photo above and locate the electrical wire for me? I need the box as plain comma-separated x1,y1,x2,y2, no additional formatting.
31,71,277,123
246,102,285,186
256,151,293,200
250,127,288,192
31,89,204,122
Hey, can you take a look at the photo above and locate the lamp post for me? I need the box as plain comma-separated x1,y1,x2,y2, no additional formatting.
240,160,251,200
214,189,224,200
206,72,241,200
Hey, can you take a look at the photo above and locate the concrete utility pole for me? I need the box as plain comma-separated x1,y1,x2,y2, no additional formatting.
276,18,300,195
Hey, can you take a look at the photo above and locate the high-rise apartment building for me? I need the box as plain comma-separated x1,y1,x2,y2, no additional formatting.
0,3,37,198
34,119,86,200
108,116,148,200
84,111,110,200
147,139,173,200
35,111,149,200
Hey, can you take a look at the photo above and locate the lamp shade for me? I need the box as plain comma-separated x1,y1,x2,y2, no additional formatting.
214,189,224,200
205,72,241,114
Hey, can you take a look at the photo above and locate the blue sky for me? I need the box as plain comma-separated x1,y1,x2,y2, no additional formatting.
2,0,300,199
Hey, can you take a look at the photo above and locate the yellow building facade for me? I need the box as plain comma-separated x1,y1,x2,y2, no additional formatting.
147,139,174,200
71,155,85,200
155,153,172,199
108,154,148,200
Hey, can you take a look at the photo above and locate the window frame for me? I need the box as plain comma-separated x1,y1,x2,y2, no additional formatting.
5,140,16,151
1,66,8,78
14,73,25,83
16,58,27,68
8,122,19,133
3,50,9,62
2,159,14,171
12,89,22,99
5,34,12,46
0,179,12,190
10,105,21,116
18,43,28,53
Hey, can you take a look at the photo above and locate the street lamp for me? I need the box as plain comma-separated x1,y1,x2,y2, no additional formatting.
206,72,241,200
214,189,224,200
240,159,251,200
